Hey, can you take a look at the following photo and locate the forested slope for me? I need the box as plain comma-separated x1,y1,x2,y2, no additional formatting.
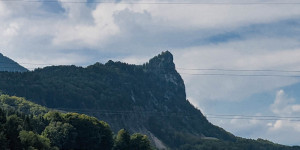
0,51,299,149
0,53,28,72
0,95,151,150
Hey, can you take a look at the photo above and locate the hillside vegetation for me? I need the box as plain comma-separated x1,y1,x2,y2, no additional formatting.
0,95,151,150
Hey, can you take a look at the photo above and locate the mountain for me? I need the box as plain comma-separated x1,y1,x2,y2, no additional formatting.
0,51,299,150
0,53,28,72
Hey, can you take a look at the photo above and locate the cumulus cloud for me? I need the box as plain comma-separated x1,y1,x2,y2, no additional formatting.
52,1,122,47
2,0,300,57
3,23,20,37
208,113,270,141
214,117,300,145
0,2,11,18
268,100,300,145
271,90,300,116
173,43,300,102
209,90,300,145
137,2,300,29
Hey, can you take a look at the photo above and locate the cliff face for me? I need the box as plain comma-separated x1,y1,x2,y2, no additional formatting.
0,53,28,72
0,51,235,149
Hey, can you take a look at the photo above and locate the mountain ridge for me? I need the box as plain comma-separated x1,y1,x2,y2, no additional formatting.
0,51,299,149
0,53,28,72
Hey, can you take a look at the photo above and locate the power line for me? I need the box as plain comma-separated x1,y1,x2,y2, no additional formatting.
52,108,300,119
207,116,300,122
2,0,300,5
179,73,300,78
3,61,300,73
176,68,300,73
2,61,300,73
205,114,300,119
51,108,300,121
0,62,68,66
3,68,300,78
3,62,300,78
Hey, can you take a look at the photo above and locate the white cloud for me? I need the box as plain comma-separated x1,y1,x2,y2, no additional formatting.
3,23,20,37
271,90,300,116
52,2,153,48
2,0,300,52
120,55,150,65
266,120,300,144
209,115,269,140
143,3,300,29
52,3,121,47
258,90,300,144
213,117,300,145
0,2,11,18
209,90,300,145
173,41,300,102
269,120,300,132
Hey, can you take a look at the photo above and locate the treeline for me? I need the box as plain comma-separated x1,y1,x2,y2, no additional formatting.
0,95,152,150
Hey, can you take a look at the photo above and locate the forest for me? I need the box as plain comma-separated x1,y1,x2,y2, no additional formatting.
0,95,152,150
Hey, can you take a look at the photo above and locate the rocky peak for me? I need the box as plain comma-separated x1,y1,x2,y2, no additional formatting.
145,51,186,99
147,51,175,72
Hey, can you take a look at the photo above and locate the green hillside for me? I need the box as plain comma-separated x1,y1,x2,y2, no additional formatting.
0,95,151,150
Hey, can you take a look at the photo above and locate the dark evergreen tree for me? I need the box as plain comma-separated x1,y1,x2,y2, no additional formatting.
130,133,151,150
0,131,7,150
5,115,23,150
114,129,131,150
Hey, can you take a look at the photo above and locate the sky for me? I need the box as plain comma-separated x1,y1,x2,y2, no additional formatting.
1,0,300,145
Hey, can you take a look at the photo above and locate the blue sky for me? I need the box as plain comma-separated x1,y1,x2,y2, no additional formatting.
1,0,300,145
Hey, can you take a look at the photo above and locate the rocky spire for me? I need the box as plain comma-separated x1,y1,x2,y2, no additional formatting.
147,51,175,72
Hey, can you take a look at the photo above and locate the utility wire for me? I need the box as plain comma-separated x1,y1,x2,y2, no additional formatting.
2,0,300,5
176,68,300,73
52,108,300,119
179,73,300,78
205,114,300,119
51,107,300,121
207,116,300,122
0,62,70,66
3,68,300,78
3,61,300,73
3,62,300,77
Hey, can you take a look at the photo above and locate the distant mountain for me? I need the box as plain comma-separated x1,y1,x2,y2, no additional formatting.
0,53,28,72
0,51,299,150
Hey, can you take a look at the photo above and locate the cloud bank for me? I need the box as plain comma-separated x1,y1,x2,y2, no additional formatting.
209,89,300,145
